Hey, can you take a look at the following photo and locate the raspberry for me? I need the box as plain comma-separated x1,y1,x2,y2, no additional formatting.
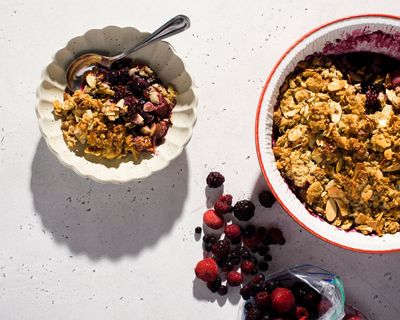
212,239,231,260
271,287,295,314
254,291,270,307
224,224,242,240
295,306,309,319
194,258,218,282
241,259,255,274
233,200,256,221
218,194,233,206
203,210,224,229
206,172,225,188
259,190,276,208
226,271,243,286
214,200,232,214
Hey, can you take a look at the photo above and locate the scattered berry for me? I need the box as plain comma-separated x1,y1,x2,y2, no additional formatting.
255,291,270,307
259,190,276,208
224,224,242,240
214,200,232,214
246,307,262,320
226,271,243,286
245,302,253,310
203,210,224,229
295,306,309,320
241,259,255,274
270,287,295,314
259,262,269,271
195,226,202,234
293,282,320,307
267,228,285,245
233,200,256,221
345,316,362,320
207,277,222,293
212,239,231,260
218,194,233,205
218,285,228,296
206,172,225,188
195,258,218,282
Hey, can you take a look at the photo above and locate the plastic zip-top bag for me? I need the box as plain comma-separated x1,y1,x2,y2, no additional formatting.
238,264,346,320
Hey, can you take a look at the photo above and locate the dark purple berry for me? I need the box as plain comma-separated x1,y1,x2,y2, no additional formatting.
195,226,202,234
206,172,225,188
217,285,228,296
264,254,272,262
233,200,256,221
207,277,221,293
259,190,276,208
212,239,231,260
259,262,269,271
245,302,253,310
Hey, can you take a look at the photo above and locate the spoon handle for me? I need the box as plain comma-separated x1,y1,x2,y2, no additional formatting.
112,15,190,61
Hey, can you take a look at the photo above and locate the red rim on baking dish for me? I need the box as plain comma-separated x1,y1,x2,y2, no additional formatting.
255,14,400,253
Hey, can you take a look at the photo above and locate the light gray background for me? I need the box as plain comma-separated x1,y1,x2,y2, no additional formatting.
0,0,399,319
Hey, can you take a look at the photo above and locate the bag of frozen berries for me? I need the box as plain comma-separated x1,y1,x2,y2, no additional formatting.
239,264,347,320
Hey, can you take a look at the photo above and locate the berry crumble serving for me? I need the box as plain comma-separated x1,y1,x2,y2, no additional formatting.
53,58,177,160
273,52,400,236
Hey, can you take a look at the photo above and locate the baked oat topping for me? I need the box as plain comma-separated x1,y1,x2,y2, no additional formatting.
273,53,400,236
53,58,177,160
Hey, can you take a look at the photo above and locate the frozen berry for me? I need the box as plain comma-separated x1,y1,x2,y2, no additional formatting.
255,291,270,307
245,302,253,310
295,306,309,320
212,239,231,260
293,283,320,307
195,226,202,234
241,259,255,274
226,271,243,286
267,228,284,244
233,200,256,221
218,194,233,205
271,287,295,314
206,172,225,188
203,210,224,229
214,200,232,214
224,224,242,240
259,190,276,208
207,277,221,293
195,258,218,282
345,316,362,320
246,307,262,320
218,285,228,296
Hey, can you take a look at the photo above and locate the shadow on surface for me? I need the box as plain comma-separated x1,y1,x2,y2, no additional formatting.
30,138,188,260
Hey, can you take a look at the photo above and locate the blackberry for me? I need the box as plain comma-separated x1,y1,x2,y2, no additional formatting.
245,307,261,320
108,67,130,85
217,285,228,296
258,190,276,208
207,277,221,293
195,226,202,234
212,239,231,260
222,261,234,272
257,246,269,256
240,247,251,258
245,302,253,310
206,172,225,188
263,254,272,262
233,200,256,221
203,235,217,244
204,242,213,252
365,83,383,111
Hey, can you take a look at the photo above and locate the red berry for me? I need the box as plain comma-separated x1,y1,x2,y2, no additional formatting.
224,224,242,240
218,194,233,206
295,306,309,319
271,287,295,314
194,258,218,282
254,291,270,307
226,271,243,286
203,210,224,229
240,259,255,274
214,200,232,215
346,316,362,320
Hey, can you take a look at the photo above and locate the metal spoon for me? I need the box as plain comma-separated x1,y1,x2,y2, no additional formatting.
66,15,190,92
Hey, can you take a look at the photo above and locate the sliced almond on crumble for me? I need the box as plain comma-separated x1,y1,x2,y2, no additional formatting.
86,74,97,88
325,198,337,222
288,127,302,142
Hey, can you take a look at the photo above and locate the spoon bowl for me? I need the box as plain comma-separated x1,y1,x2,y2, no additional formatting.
65,15,190,91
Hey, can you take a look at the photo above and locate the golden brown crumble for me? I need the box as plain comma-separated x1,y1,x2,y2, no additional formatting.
273,54,400,236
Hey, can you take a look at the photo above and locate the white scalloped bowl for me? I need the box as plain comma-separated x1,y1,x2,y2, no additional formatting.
256,14,400,252
36,26,197,183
